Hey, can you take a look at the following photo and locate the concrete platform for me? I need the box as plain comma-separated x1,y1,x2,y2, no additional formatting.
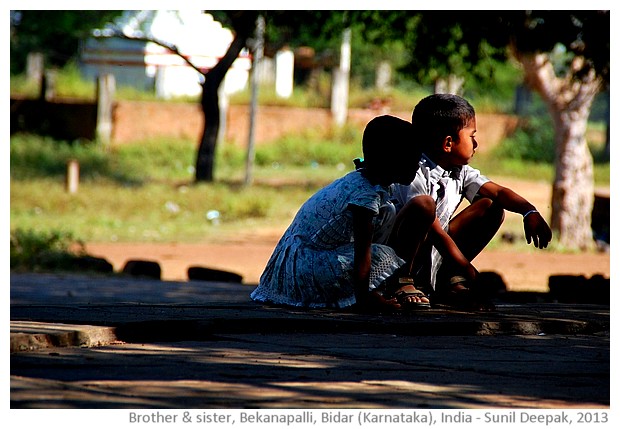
9,272,610,410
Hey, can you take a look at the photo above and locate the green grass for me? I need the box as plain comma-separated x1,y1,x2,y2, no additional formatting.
9,133,350,243
10,129,609,249
10,178,314,243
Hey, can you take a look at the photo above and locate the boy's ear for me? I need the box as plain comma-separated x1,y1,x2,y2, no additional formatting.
442,136,453,152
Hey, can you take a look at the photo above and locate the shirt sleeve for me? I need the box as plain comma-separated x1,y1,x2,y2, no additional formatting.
346,174,385,215
462,166,490,202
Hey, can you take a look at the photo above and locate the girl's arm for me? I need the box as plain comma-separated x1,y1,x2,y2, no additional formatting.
350,205,401,312
350,205,374,307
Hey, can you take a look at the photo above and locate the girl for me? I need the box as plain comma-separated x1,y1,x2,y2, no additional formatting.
250,115,430,312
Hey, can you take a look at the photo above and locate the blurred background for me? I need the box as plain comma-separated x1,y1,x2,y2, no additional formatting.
9,10,610,290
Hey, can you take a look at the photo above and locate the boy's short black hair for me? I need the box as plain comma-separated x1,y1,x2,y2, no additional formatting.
411,94,475,150
362,115,416,168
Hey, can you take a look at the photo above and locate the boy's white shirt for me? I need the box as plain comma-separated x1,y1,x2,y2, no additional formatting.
390,154,490,288
391,154,490,220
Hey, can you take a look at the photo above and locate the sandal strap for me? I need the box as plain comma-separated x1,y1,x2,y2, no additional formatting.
395,289,427,298
450,275,467,285
398,276,415,284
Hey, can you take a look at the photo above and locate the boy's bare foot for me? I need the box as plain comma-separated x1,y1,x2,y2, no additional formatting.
432,276,495,311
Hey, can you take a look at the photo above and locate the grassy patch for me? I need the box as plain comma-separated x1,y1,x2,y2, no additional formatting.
10,123,610,248
10,228,84,271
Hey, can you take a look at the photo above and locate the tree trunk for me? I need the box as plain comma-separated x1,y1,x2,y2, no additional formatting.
195,75,221,182
518,52,600,250
195,14,254,182
550,108,595,249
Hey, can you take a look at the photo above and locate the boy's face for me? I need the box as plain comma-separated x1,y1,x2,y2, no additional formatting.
449,118,478,166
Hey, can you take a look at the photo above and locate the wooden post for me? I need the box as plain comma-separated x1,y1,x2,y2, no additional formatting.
331,28,351,126
275,47,294,99
96,73,115,146
39,69,57,101
66,159,79,194
26,52,44,84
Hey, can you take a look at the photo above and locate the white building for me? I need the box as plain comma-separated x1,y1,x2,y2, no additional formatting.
80,11,251,99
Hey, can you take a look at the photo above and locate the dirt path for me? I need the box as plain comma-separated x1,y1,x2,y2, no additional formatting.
86,239,609,293
86,178,610,293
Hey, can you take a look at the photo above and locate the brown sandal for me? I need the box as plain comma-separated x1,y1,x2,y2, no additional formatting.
387,277,431,310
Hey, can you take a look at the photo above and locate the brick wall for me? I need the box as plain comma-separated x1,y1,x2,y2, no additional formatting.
11,98,517,152
112,100,517,152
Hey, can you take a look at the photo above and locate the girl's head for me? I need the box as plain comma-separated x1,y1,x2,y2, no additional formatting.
411,94,476,155
360,115,420,185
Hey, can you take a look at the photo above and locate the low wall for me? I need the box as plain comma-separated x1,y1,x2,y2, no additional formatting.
113,100,518,152
11,98,97,141
11,98,518,152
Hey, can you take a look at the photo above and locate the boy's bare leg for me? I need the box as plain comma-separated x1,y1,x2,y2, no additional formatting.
384,196,435,305
437,197,505,287
389,195,436,272
449,197,505,259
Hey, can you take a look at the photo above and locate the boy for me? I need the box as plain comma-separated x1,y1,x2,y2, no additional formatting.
389,94,552,308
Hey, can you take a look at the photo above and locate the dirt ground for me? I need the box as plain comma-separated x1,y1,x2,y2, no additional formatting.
86,239,609,293
86,178,610,293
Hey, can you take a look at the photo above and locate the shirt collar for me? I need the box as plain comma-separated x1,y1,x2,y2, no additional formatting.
421,153,461,179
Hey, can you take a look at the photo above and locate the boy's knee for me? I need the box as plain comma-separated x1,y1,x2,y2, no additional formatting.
490,200,505,223
403,195,436,223
475,197,505,224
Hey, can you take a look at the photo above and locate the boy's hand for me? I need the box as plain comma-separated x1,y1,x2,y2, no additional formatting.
524,212,552,249
464,263,479,281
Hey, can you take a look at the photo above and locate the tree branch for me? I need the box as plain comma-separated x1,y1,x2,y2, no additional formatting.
104,28,205,75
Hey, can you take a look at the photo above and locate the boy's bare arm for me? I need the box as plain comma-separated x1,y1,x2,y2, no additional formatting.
479,181,553,248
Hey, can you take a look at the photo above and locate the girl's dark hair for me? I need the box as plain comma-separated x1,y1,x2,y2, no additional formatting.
411,94,475,151
361,115,416,169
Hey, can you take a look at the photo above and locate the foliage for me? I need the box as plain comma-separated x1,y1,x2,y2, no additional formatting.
494,116,556,163
10,228,85,271
509,11,609,85
9,134,141,184
10,10,123,73
253,125,362,167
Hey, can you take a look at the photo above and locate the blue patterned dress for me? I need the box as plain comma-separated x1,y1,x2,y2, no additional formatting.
250,170,405,308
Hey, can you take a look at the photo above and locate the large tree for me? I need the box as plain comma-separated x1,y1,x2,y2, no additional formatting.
508,11,609,249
